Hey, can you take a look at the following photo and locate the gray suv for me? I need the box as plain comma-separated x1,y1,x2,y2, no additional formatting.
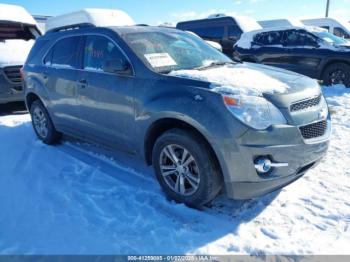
23,25,331,207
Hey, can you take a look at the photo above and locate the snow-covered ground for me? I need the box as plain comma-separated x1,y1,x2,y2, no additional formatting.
0,86,349,255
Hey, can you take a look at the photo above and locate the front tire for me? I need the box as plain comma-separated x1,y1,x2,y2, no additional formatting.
322,62,350,87
152,129,223,208
30,100,61,144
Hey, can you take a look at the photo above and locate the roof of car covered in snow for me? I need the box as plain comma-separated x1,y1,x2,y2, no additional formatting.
46,9,135,32
0,3,37,25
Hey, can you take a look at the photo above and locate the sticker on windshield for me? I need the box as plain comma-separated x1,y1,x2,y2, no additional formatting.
144,53,177,68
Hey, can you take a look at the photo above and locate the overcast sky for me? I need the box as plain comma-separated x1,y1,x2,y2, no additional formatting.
2,0,350,25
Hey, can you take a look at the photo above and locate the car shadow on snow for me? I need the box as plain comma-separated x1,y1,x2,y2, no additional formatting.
0,120,280,254
55,136,280,253
0,102,27,116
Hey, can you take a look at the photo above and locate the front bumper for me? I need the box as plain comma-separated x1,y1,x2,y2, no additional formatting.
221,118,331,200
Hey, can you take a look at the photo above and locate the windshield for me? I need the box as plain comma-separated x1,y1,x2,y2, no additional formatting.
122,30,232,73
0,22,40,41
312,31,348,45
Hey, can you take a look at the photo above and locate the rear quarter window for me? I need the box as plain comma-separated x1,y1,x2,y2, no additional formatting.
27,39,50,65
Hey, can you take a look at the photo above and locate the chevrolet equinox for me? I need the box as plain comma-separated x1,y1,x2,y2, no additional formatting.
23,12,331,207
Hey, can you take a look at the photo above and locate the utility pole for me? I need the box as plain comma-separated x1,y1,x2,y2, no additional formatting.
325,0,330,17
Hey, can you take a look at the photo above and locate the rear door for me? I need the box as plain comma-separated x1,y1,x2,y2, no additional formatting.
281,29,321,77
43,36,83,131
249,30,287,67
77,34,136,152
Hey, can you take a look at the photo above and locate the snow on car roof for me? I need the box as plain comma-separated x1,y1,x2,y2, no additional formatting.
46,9,135,32
259,18,305,28
234,16,262,32
0,3,37,25
236,25,326,49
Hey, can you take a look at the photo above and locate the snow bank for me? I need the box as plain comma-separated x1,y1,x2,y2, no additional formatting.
169,64,292,95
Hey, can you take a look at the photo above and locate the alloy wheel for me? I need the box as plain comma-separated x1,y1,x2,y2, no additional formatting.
32,106,48,139
330,69,346,85
159,144,200,196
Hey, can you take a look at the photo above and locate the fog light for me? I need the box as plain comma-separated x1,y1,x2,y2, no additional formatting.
254,157,289,175
255,158,272,174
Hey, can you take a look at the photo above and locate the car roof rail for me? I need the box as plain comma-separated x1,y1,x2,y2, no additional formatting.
46,23,95,33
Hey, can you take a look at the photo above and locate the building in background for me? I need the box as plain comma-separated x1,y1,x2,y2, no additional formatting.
33,15,51,33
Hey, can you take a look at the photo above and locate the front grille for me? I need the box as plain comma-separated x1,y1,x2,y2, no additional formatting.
3,66,22,84
299,120,327,139
290,95,321,112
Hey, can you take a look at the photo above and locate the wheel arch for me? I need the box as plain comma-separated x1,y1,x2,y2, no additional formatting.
144,118,223,177
320,59,350,80
25,92,42,110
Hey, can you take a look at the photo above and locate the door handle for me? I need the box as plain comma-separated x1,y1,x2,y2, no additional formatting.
78,79,88,88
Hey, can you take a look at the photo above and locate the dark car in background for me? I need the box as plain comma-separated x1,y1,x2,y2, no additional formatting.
235,26,350,87
176,15,261,57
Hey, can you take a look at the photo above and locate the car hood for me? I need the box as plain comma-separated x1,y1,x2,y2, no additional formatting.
169,62,320,96
0,39,34,67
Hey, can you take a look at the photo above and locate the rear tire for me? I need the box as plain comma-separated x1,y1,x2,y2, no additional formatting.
152,129,223,208
29,100,62,144
322,62,350,87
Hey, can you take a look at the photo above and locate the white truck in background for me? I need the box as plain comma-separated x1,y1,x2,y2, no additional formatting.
0,3,41,104
302,18,350,39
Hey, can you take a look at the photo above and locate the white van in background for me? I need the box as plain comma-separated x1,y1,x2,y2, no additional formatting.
0,3,41,104
259,18,304,28
302,18,350,39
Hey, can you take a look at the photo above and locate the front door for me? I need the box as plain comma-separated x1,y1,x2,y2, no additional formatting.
77,35,136,152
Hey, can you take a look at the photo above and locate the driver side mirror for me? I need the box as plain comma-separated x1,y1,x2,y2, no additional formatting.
103,59,130,74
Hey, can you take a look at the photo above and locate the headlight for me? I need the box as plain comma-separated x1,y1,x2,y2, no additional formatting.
222,93,286,130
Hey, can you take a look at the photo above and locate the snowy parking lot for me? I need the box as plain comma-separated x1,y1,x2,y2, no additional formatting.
0,86,349,255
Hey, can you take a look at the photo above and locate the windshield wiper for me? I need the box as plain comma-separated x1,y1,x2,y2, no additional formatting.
195,61,237,71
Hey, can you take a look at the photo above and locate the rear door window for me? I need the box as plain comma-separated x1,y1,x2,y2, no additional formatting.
254,31,283,46
284,30,317,47
51,36,82,68
83,35,126,72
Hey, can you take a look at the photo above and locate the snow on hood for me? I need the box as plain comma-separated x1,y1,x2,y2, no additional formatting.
0,40,34,67
169,63,316,95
